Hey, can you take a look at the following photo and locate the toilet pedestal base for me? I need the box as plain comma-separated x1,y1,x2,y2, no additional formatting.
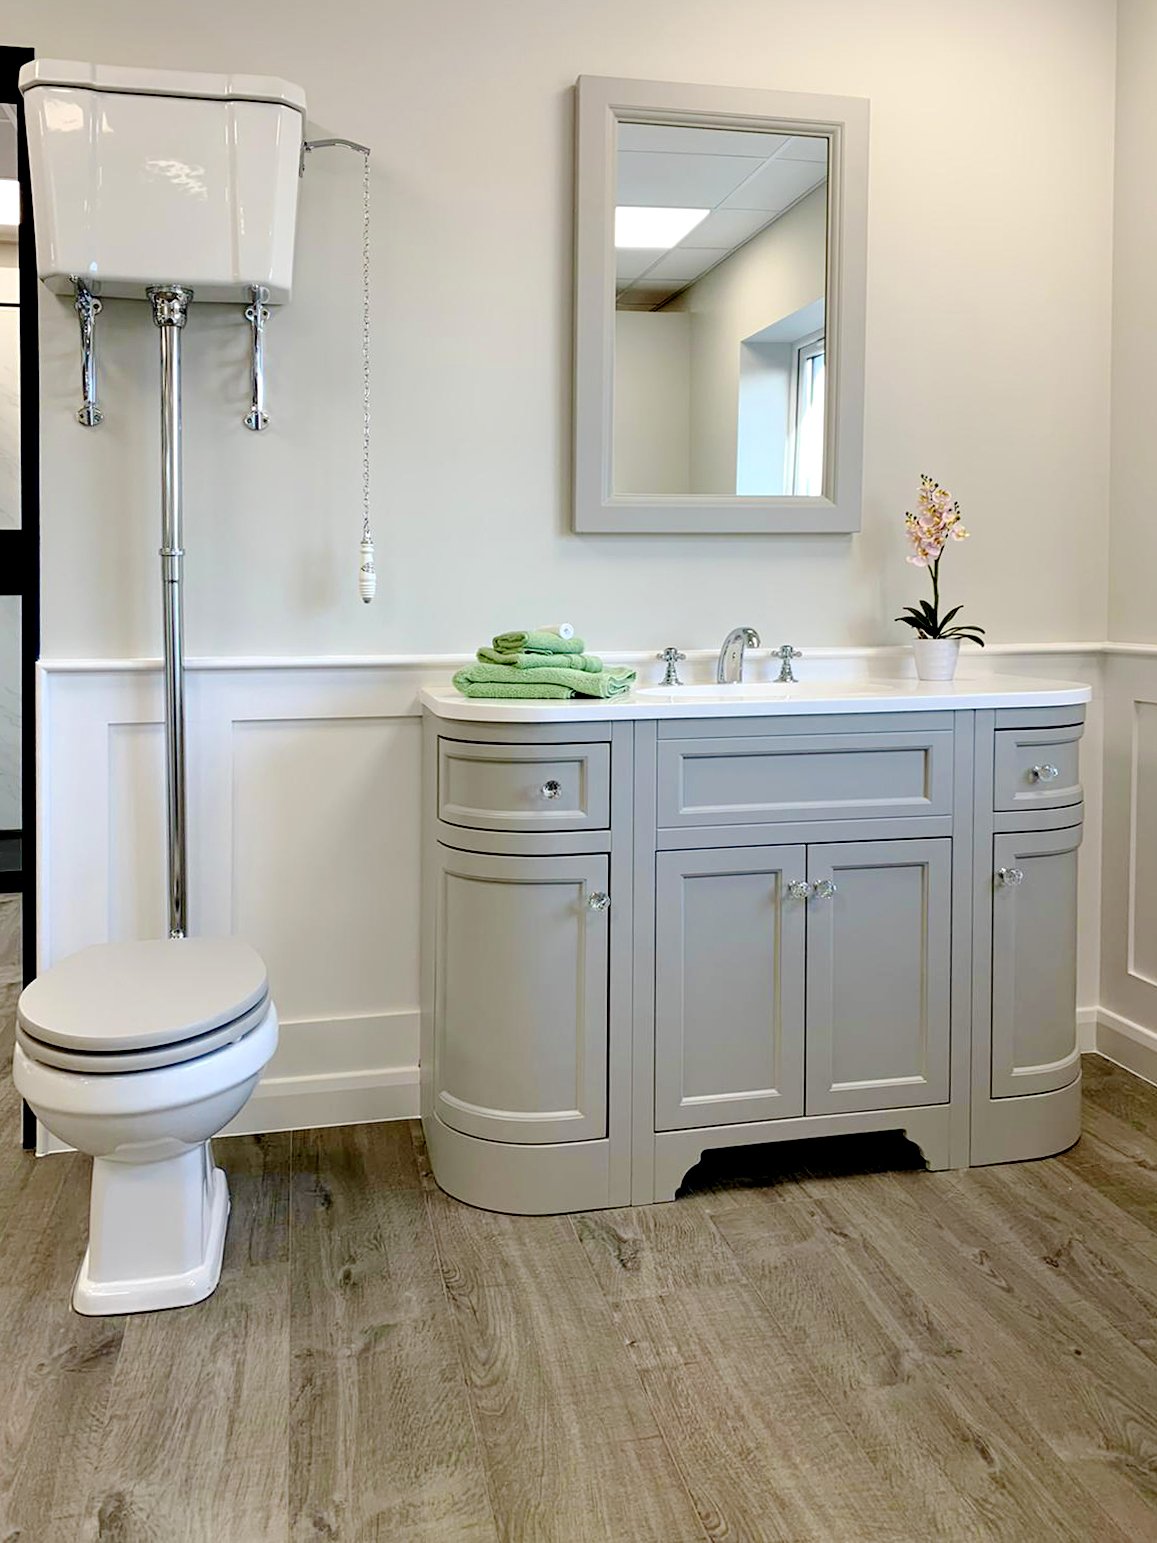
73,1141,231,1316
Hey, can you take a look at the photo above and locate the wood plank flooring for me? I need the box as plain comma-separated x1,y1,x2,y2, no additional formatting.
1,1043,1155,1542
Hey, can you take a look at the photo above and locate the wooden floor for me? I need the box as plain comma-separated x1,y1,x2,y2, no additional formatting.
1,1038,1155,1541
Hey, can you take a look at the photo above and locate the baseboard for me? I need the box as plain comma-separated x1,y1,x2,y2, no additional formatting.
33,1009,424,1153
1086,1006,1157,1088
222,1008,422,1134
223,1064,420,1135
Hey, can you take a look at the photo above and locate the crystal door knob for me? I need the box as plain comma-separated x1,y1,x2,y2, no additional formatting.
540,780,562,800
587,892,611,911
786,880,812,900
813,878,837,900
997,866,1025,887
1030,764,1060,782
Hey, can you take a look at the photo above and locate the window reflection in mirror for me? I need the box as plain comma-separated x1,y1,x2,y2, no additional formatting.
613,122,828,498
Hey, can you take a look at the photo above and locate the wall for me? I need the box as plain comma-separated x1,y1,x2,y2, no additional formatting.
7,0,1115,659
669,185,826,495
3,0,1126,1123
1097,0,1157,1084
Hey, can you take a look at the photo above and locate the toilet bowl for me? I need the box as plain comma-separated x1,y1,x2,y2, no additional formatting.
13,936,278,1316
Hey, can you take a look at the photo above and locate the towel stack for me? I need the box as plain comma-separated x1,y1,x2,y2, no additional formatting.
453,629,636,700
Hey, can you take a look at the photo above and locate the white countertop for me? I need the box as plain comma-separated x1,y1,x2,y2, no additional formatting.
420,674,1092,723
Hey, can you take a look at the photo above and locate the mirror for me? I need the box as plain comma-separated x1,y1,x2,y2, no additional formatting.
615,122,828,499
574,78,868,534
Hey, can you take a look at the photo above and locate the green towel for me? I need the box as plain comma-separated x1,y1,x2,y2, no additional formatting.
453,673,575,699
454,663,636,699
476,647,604,672
492,629,586,656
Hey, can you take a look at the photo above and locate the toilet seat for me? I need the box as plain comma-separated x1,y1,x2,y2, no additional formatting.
16,992,270,1074
17,937,270,1070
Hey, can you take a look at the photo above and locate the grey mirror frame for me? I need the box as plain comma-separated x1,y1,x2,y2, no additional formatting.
573,76,869,535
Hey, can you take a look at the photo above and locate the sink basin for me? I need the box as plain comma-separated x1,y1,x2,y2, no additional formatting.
635,679,908,703
635,682,792,702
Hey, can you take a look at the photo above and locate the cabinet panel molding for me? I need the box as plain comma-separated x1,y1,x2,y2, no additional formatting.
991,825,1082,1098
654,845,806,1129
805,837,952,1115
432,845,609,1144
657,730,953,828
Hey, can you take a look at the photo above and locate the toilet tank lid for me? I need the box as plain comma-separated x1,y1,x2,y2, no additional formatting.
17,937,270,1053
18,58,307,115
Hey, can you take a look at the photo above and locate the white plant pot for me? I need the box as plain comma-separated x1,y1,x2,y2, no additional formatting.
913,638,961,682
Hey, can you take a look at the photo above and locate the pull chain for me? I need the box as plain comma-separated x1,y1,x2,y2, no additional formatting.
357,145,375,604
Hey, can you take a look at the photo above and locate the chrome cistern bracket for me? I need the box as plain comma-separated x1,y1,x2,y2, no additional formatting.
243,284,270,431
73,279,103,427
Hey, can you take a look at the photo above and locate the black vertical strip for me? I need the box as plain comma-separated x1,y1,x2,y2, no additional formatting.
1,45,38,1148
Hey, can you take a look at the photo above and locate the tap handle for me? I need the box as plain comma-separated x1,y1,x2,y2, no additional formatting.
657,646,686,687
777,643,802,660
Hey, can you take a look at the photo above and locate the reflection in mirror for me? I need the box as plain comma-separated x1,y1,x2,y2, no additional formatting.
613,122,828,498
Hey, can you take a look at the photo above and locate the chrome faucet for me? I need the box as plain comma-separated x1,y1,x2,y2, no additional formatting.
716,626,761,684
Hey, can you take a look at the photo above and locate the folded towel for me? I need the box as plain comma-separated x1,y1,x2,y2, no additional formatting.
492,629,586,656
453,673,575,699
455,663,636,699
477,647,605,672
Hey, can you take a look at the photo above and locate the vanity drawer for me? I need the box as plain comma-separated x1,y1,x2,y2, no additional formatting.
438,737,610,833
656,729,954,829
993,725,1082,812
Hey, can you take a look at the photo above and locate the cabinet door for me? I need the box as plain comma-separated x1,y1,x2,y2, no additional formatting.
654,846,806,1130
806,838,952,1115
433,846,608,1144
991,826,1081,1098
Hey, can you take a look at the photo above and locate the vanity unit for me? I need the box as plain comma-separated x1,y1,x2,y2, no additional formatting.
420,677,1089,1213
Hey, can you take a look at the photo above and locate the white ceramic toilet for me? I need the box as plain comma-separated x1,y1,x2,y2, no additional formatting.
13,938,278,1315
14,60,306,1316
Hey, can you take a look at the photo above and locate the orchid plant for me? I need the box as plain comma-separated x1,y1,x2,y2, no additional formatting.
895,475,986,646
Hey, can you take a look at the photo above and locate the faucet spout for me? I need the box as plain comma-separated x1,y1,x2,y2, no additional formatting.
716,627,761,684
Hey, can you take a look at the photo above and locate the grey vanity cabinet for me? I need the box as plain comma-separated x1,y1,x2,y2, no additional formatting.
422,698,1089,1213
431,845,609,1145
654,846,807,1130
990,825,1081,1098
804,838,952,1115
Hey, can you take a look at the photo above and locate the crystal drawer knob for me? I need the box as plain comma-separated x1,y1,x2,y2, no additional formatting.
1030,764,1060,782
587,891,610,912
813,878,837,900
786,880,812,900
540,780,562,800
997,866,1025,887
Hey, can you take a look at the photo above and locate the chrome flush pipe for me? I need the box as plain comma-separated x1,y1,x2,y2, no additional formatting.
147,284,193,940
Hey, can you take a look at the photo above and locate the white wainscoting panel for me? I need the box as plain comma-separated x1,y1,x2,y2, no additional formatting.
1100,648,1157,1074
37,645,1109,1137
39,661,435,1133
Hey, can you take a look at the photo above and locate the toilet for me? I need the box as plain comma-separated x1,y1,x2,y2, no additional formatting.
13,937,278,1316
